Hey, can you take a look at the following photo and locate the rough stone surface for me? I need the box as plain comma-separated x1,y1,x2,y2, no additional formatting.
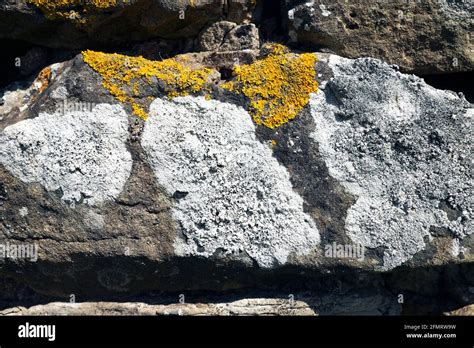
0,104,133,205
445,304,474,316
0,299,316,316
142,96,320,268
0,0,255,49
311,55,473,270
220,23,260,52
0,50,472,314
198,21,237,51
287,0,474,73
198,21,260,52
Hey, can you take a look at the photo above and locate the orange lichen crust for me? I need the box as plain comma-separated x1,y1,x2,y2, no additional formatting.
223,44,318,129
27,0,119,23
82,50,213,120
35,67,52,94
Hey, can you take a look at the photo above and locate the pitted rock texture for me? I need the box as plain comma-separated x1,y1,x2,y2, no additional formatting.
311,55,473,270
198,21,260,52
0,104,132,205
0,0,255,49
142,96,320,268
0,50,472,312
287,0,474,73
445,304,474,316
0,299,317,316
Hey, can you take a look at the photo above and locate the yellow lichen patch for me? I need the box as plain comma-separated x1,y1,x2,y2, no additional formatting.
182,0,197,7
222,44,318,129
34,67,52,94
27,0,118,22
82,50,213,120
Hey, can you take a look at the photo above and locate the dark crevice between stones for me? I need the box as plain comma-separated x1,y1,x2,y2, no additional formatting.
254,0,288,43
0,39,77,90
421,71,474,103
0,38,79,107
0,39,33,89
218,67,235,81
0,257,472,315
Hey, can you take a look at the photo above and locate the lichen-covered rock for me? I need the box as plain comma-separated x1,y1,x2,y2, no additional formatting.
287,0,474,73
0,104,132,205
142,96,320,268
0,0,255,49
311,55,473,270
0,49,472,313
0,298,317,316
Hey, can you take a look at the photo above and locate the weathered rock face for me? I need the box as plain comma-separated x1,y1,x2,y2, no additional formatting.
198,21,260,52
0,299,317,316
0,104,132,205
312,55,473,271
0,48,472,313
445,304,474,316
143,97,321,268
287,0,474,73
0,0,255,49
